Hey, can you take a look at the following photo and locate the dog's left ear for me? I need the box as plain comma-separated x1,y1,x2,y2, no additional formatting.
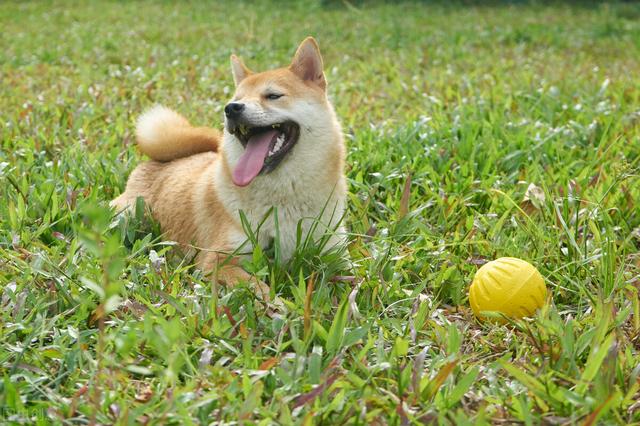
289,37,326,90
230,54,252,86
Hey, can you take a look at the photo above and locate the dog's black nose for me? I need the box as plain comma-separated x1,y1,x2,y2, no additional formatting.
224,102,245,117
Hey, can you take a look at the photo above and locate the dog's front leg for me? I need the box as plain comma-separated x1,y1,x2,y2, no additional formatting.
200,252,271,302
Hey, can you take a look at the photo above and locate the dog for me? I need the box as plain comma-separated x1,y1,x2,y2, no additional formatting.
111,37,347,299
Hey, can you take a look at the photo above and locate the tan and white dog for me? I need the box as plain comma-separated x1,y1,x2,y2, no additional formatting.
111,37,347,299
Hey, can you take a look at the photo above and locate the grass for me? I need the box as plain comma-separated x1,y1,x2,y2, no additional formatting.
2,0,640,424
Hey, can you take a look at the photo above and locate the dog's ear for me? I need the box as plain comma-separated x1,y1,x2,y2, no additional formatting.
230,54,252,85
289,37,326,90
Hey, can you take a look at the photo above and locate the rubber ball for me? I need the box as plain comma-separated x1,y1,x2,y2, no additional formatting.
469,257,546,320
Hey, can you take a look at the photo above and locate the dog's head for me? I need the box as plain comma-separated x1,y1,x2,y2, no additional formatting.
223,37,339,187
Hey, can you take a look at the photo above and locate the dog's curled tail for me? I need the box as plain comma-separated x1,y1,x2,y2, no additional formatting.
136,105,220,162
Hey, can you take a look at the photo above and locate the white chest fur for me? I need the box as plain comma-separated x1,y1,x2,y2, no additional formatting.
214,152,346,261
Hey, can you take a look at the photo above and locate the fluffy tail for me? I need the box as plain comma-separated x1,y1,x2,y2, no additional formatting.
135,105,220,162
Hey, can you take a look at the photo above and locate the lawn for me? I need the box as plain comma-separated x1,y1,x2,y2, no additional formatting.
2,0,640,424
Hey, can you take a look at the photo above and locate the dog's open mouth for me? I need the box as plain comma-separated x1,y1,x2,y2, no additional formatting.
231,121,300,187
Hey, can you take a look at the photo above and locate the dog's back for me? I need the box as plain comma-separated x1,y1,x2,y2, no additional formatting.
111,101,237,241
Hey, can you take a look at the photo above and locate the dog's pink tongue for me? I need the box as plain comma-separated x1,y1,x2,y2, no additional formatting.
232,130,278,187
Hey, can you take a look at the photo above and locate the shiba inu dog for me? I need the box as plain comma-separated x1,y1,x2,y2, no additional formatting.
111,37,347,299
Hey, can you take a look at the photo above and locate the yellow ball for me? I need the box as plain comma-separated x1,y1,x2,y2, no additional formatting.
469,257,546,320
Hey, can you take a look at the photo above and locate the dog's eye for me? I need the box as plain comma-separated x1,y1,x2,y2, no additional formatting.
266,93,283,100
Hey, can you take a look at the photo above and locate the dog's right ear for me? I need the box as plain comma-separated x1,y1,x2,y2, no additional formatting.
230,54,252,86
